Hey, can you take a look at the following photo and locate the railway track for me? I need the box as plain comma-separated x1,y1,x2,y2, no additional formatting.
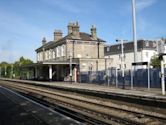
0,80,166,125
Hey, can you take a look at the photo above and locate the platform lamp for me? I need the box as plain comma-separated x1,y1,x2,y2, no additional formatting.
4,65,7,77
116,39,127,89
69,52,72,84
88,62,93,83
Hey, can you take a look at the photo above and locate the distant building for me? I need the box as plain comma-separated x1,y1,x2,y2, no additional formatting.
104,40,160,69
28,22,113,82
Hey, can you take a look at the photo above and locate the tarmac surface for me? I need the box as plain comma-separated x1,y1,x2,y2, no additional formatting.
34,81,166,100
0,86,80,125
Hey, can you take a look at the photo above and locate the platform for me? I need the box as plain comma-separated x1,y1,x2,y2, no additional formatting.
0,78,166,104
0,86,80,125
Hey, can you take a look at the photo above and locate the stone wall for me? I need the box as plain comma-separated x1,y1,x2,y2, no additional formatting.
66,40,104,59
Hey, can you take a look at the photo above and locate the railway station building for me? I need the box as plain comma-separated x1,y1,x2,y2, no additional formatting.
23,22,113,82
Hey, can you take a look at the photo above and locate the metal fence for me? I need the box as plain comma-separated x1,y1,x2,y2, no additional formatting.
80,68,164,89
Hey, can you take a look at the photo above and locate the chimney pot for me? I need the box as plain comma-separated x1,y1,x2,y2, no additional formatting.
72,21,80,39
68,22,73,34
42,37,47,45
54,30,62,41
91,25,97,40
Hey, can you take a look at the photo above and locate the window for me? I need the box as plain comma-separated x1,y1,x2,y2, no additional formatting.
49,50,51,59
56,47,60,57
37,53,39,61
56,47,58,57
146,52,148,57
47,50,49,59
124,54,126,59
61,45,65,56
124,64,126,69
107,47,110,52
40,52,43,61
119,64,121,69
145,41,149,47
153,42,156,47
53,50,55,59
45,51,47,60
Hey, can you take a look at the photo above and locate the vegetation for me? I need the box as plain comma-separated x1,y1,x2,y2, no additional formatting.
0,56,33,79
150,55,161,68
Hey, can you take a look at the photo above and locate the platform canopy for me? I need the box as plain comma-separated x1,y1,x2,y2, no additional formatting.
21,60,79,68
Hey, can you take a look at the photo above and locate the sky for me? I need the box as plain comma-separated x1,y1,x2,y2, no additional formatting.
0,0,166,63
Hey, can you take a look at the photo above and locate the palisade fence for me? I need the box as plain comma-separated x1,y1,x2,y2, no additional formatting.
80,68,164,88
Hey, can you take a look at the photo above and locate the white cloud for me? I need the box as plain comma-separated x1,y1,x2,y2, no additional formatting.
136,0,157,11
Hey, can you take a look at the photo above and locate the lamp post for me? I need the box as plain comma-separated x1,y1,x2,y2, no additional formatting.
116,39,127,89
11,64,13,78
5,65,7,77
132,0,137,63
89,62,93,83
69,53,72,83
107,61,110,86
19,62,22,79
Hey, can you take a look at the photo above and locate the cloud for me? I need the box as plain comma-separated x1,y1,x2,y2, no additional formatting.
136,0,157,11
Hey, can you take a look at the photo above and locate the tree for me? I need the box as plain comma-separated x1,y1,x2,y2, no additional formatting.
0,62,10,77
150,55,160,68
0,57,33,79
13,56,33,78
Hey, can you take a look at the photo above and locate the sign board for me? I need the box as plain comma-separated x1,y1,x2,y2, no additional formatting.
132,62,148,66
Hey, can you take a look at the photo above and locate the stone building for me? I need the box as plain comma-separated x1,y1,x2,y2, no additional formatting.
32,22,113,82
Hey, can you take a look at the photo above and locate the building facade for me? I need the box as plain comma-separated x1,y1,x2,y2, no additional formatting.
33,22,112,82
104,40,158,69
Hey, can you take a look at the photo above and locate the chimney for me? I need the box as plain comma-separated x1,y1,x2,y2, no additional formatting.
72,22,80,39
42,37,47,45
68,22,73,34
54,30,62,42
91,25,97,40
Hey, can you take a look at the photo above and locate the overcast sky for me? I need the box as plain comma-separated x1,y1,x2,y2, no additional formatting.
0,0,165,63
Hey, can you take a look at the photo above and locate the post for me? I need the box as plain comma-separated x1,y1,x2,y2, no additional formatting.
69,55,72,83
89,63,93,83
106,60,110,86
131,66,133,89
147,62,150,90
74,67,77,83
115,67,118,88
132,0,137,63
35,66,38,79
49,65,52,81
107,69,110,86
5,65,7,77
116,39,126,89
11,65,13,78
161,60,165,95
121,40,125,89
0,67,1,77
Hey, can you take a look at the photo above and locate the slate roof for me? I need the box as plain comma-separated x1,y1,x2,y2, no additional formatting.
36,32,105,52
104,40,157,56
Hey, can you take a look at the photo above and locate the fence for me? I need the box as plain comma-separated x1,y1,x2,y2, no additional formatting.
80,68,164,88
